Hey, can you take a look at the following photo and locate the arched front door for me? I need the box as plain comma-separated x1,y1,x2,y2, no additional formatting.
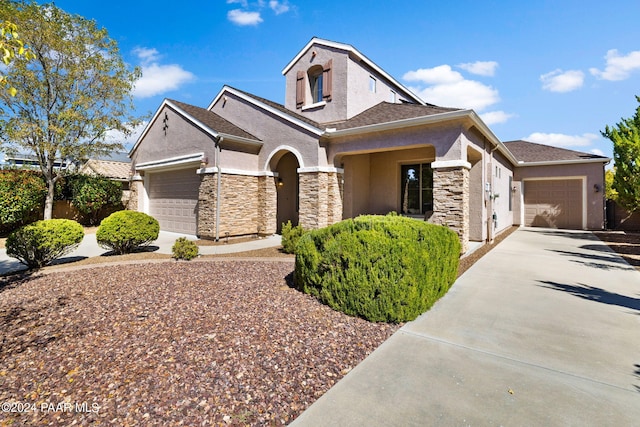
275,152,299,233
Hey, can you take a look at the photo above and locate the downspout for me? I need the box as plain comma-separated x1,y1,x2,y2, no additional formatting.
215,135,223,241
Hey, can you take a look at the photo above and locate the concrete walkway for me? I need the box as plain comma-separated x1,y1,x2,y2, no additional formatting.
292,228,640,426
0,232,281,276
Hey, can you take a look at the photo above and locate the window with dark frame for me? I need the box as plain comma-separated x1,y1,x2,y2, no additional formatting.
310,71,323,103
401,163,433,215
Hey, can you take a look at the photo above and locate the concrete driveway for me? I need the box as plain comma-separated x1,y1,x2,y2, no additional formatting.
292,228,640,426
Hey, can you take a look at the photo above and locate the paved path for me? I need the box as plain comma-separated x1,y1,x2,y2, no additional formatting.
0,232,282,276
292,228,640,426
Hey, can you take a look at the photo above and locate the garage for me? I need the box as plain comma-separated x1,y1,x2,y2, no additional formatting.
524,179,583,229
148,168,200,234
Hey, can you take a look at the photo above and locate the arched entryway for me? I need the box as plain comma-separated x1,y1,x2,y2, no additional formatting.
274,151,300,233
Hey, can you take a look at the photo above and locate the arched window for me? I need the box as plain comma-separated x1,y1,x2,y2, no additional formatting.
308,65,324,103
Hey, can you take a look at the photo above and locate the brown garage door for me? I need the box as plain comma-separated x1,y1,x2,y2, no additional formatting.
524,179,583,229
148,168,200,234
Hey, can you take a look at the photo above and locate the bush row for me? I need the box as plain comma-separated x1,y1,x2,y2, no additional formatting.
294,213,461,323
0,170,123,233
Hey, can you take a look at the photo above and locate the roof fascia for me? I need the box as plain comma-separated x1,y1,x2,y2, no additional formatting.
281,37,425,106
516,157,611,167
208,86,323,136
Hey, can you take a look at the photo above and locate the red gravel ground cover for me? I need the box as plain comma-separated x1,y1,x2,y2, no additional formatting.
0,261,398,426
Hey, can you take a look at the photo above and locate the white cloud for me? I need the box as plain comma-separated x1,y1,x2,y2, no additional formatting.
540,69,584,93
480,110,516,125
525,132,599,148
227,9,263,26
590,49,640,81
458,61,498,77
105,121,148,149
227,0,249,6
132,48,195,98
590,148,605,156
404,64,501,111
269,0,290,14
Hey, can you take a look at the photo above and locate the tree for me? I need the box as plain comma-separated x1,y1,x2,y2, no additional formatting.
0,19,34,96
601,96,640,213
604,168,618,201
0,1,140,219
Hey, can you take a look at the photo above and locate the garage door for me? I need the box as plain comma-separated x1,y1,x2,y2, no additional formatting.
148,168,200,234
524,179,583,229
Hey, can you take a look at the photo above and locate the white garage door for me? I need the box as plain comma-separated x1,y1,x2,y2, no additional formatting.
148,168,200,234
524,179,583,229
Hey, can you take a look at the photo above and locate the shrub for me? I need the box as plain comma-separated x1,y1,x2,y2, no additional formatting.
6,219,84,269
0,170,46,234
96,211,159,254
294,214,461,323
281,220,306,254
56,174,123,225
172,237,199,260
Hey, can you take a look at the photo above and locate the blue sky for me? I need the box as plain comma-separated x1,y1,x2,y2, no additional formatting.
46,0,640,160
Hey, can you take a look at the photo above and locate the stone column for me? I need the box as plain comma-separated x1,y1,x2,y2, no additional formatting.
197,173,217,239
258,175,277,235
298,168,344,230
127,173,144,211
429,162,470,253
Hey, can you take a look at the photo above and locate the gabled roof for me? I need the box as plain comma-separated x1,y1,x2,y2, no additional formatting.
504,140,610,165
207,86,323,136
169,99,259,141
281,37,425,106
328,102,461,130
79,159,130,181
130,98,261,156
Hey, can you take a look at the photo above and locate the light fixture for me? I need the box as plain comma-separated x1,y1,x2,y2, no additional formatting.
593,184,601,193
277,177,284,187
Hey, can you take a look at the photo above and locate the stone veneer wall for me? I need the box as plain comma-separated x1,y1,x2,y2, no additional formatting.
257,176,277,235
299,172,344,230
430,167,469,252
197,173,261,239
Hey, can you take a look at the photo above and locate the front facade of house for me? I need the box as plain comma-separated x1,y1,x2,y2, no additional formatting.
129,38,609,252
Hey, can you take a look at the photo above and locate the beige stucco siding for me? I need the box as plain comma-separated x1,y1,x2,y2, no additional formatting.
210,92,323,170
131,105,216,167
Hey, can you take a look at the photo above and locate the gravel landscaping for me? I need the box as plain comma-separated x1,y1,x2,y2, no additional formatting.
0,261,398,426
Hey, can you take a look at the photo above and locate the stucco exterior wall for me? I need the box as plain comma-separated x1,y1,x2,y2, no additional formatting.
131,105,216,167
219,148,259,171
210,92,323,169
328,124,463,166
514,162,605,229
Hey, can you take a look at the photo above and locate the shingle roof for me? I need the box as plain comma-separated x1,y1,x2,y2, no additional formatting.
168,99,260,141
329,102,461,130
80,159,130,181
504,140,609,163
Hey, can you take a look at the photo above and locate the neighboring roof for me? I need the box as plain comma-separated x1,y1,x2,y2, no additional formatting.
281,37,425,106
504,140,610,165
329,102,461,130
80,159,130,181
169,99,260,141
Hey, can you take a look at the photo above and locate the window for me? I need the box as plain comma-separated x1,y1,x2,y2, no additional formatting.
369,76,377,93
310,71,323,103
401,163,433,215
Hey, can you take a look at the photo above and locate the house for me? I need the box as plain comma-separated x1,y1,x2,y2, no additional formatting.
129,37,609,252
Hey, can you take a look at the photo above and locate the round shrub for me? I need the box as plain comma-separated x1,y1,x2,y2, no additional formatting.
172,237,199,260
96,211,159,255
6,219,84,269
294,214,461,323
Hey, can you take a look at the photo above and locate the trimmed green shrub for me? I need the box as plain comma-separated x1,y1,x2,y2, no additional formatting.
96,211,159,254
6,219,84,269
0,170,46,234
281,220,306,254
172,237,199,260
294,214,461,323
56,174,123,225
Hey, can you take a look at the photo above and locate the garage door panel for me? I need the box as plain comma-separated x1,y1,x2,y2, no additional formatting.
148,168,200,234
524,179,583,229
